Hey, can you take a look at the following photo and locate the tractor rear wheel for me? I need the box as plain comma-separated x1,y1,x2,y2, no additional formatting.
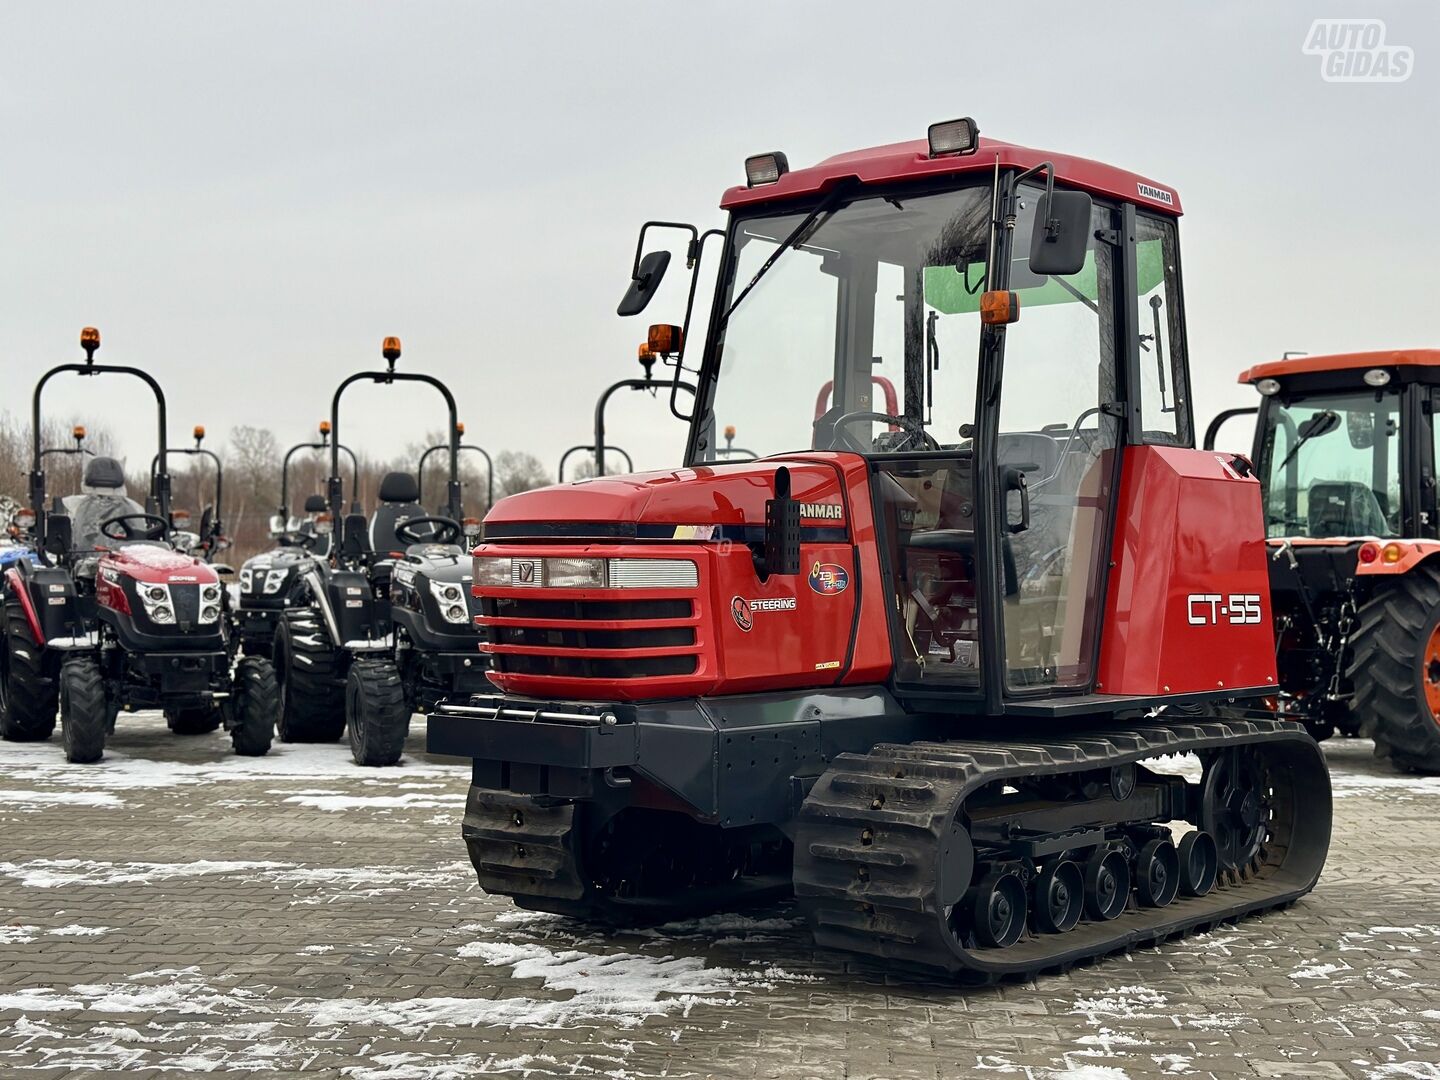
164,705,222,735
59,655,108,764
346,658,409,767
1348,563,1440,774
226,656,277,757
0,600,58,742
274,610,345,742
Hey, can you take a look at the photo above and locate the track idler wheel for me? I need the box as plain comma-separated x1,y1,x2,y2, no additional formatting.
1083,848,1130,921
1135,838,1180,907
1202,748,1268,870
1178,831,1219,897
968,870,1027,948
1032,859,1083,934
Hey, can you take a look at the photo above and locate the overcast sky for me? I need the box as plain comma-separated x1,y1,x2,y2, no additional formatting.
1,2,1435,487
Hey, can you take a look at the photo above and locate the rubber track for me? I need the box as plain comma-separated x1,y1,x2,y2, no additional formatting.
1347,563,1440,773
792,718,1330,980
461,787,594,915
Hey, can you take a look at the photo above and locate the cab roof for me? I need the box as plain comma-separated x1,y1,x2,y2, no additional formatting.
1239,349,1440,385
719,136,1182,215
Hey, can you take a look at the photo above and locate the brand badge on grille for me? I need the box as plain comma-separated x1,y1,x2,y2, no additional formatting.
730,595,753,632
516,561,537,584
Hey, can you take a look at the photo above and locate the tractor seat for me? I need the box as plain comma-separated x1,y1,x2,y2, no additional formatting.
369,471,431,552
1307,480,1390,537
63,455,147,558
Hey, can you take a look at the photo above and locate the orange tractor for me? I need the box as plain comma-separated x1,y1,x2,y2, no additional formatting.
1208,349,1440,772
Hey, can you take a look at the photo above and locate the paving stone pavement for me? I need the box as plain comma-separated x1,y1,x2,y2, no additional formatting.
0,717,1437,1079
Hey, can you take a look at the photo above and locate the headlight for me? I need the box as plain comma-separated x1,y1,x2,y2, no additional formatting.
150,605,175,624
200,605,221,624
544,557,606,589
429,579,472,624
474,557,511,588
263,569,289,594
146,586,167,602
137,582,174,624
202,584,222,604
239,568,253,591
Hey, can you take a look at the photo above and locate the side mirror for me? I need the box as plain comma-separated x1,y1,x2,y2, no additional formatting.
268,514,286,537
617,250,672,317
1028,191,1093,278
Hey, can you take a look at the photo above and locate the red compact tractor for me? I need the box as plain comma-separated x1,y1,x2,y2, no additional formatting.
0,329,276,761
1207,350,1440,771
428,120,1332,978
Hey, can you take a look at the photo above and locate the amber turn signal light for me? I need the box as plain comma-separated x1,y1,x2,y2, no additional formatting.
382,336,402,361
648,324,683,355
193,425,206,441
724,425,737,440
80,327,100,348
456,421,466,436
72,425,86,440
319,419,332,435
980,291,1020,325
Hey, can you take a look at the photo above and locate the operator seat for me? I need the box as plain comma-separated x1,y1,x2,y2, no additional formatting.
1307,480,1390,537
63,456,147,556
369,471,430,553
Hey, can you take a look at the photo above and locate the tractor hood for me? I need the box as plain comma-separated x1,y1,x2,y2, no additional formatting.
483,455,855,539
101,544,221,585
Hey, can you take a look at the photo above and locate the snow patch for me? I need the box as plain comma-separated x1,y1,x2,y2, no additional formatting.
0,789,124,811
283,791,465,812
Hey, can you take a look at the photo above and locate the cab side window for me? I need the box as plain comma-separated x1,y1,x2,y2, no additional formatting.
1134,214,1190,446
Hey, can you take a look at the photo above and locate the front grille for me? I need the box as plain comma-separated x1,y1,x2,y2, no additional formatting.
172,584,200,625
478,555,702,683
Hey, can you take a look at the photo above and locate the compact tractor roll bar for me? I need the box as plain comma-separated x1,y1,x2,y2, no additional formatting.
592,344,697,478
282,422,359,518
558,444,634,483
28,328,171,554
328,337,461,552
149,425,225,555
40,426,96,463
418,431,493,513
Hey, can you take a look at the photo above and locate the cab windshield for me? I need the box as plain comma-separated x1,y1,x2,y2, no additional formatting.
1257,389,1401,538
696,181,1127,462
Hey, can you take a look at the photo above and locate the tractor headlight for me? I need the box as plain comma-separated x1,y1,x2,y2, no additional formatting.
200,605,221,623
202,584,222,604
543,557,606,589
473,556,511,588
429,579,472,623
239,568,253,591
137,582,175,625
263,568,289,594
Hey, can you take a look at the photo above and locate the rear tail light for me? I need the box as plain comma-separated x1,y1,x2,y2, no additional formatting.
1358,542,1380,564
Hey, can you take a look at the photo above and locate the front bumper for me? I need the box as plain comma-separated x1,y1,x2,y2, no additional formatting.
426,687,941,828
127,650,230,696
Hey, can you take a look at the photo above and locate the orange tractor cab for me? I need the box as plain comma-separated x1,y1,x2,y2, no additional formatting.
1207,348,1440,770
429,120,1331,978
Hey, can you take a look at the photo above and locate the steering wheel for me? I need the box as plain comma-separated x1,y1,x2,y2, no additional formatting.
396,516,462,546
275,530,319,550
100,513,170,542
826,411,941,453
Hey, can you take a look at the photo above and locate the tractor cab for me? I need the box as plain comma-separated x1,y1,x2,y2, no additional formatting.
1206,349,1440,749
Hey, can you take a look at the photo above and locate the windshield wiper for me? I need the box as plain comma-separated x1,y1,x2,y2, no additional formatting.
724,183,852,320
1275,409,1341,471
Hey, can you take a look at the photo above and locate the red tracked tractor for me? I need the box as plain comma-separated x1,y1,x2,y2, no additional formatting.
1207,349,1440,771
429,120,1332,978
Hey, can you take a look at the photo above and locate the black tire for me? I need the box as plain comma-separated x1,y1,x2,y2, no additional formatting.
164,705,222,735
0,600,58,741
59,655,107,764
274,609,345,742
346,658,409,767
1348,563,1440,774
227,656,277,757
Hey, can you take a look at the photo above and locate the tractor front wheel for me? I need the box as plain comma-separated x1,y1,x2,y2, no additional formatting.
1348,563,1440,774
346,658,409,767
59,656,108,764
274,610,346,742
0,600,59,741
226,656,277,757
